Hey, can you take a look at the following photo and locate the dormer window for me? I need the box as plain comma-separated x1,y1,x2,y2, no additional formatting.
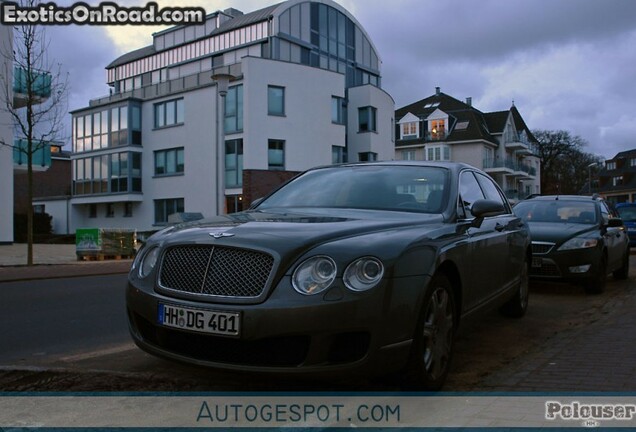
401,122,418,139
430,119,446,140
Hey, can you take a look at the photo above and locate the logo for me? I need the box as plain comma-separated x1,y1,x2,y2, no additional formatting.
209,232,235,239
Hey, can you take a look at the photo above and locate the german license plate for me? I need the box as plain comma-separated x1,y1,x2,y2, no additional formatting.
531,257,543,268
158,303,240,336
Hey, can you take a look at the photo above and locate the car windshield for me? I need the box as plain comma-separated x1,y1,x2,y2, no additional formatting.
617,206,636,222
257,165,450,214
514,200,597,224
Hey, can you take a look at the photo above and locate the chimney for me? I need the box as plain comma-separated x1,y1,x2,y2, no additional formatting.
466,97,472,106
435,86,441,96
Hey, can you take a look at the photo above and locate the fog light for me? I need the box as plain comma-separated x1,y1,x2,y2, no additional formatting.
569,264,591,274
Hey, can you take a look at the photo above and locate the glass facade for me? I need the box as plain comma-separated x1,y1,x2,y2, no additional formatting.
225,85,243,134
154,198,185,224
155,147,184,175
73,151,142,195
154,98,184,128
73,101,141,152
225,138,243,187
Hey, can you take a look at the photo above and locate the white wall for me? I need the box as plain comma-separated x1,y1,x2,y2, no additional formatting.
0,23,13,243
242,56,346,171
33,198,71,234
347,84,395,161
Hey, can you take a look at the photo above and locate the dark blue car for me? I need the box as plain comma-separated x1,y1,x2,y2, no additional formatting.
616,203,636,247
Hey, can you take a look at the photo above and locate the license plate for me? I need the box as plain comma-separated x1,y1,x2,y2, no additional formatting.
532,257,543,268
158,303,240,336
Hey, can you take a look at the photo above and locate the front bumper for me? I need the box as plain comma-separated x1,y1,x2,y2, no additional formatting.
126,273,430,375
529,246,602,283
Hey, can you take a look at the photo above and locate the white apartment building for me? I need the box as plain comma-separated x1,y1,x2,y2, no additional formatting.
395,88,541,202
68,0,394,233
0,22,13,244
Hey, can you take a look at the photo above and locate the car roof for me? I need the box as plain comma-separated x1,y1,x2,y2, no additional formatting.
524,195,603,203
314,160,480,174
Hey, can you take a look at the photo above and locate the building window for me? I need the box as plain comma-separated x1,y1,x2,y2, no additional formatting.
613,176,624,186
155,147,184,176
110,105,128,147
154,98,184,128
331,96,346,124
430,119,446,140
226,195,244,214
106,203,114,218
89,204,97,218
332,145,344,164
225,139,243,187
606,161,616,170
358,106,377,132
631,158,636,167
154,198,184,224
426,145,451,161
268,140,285,170
33,204,45,214
124,202,133,218
268,85,285,116
225,85,243,134
401,150,416,161
401,122,418,139
358,152,377,162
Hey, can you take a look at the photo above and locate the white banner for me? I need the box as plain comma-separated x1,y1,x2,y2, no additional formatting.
1,395,636,428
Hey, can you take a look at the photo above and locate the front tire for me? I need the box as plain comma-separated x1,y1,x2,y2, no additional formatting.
585,254,607,294
613,249,630,280
403,274,456,391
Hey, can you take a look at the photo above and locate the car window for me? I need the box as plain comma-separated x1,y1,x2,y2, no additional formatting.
458,171,485,217
617,206,636,222
600,202,611,225
514,200,597,224
475,173,510,214
258,165,450,214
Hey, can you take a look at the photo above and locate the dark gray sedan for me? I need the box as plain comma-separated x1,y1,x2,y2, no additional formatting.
126,162,530,390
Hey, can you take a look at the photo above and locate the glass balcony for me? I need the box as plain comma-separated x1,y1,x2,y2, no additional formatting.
13,138,52,170
13,65,52,108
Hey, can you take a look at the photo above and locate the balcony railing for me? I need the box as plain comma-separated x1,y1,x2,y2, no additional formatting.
13,138,51,170
13,66,52,108
483,159,537,177
425,131,447,141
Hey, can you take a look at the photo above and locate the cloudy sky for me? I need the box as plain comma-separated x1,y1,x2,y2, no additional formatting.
37,0,636,159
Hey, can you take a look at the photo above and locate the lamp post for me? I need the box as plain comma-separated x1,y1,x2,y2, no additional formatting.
588,162,600,196
211,71,235,216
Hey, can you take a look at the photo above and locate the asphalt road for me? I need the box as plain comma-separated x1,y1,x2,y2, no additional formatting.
0,274,129,364
0,265,633,391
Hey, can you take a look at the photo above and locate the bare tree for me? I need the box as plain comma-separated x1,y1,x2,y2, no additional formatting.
0,0,68,265
533,130,603,195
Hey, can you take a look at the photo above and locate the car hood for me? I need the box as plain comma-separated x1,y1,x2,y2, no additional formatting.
525,221,596,244
149,208,444,258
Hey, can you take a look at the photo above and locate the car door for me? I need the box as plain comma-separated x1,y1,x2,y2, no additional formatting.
475,172,525,291
601,201,626,270
457,170,510,311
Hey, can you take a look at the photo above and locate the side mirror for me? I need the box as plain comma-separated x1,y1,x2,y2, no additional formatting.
471,199,505,219
607,218,624,228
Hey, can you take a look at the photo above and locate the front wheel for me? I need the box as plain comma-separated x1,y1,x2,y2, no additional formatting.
613,248,630,280
403,274,456,391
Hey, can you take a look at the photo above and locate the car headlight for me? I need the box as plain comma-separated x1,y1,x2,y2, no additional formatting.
558,237,599,251
139,246,161,278
344,257,384,291
292,256,337,295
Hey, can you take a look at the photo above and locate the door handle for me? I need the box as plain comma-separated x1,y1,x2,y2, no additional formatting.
495,223,505,232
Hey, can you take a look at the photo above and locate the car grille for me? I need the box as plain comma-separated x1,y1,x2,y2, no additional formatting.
532,242,555,255
159,245,274,298
530,261,561,277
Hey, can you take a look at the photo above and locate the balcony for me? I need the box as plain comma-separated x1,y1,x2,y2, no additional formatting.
483,159,536,178
425,131,447,142
13,66,52,109
13,138,51,171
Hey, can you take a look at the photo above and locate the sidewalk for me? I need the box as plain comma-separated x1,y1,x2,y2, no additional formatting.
0,244,132,282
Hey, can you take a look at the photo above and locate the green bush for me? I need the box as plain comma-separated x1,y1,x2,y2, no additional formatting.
13,212,53,243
